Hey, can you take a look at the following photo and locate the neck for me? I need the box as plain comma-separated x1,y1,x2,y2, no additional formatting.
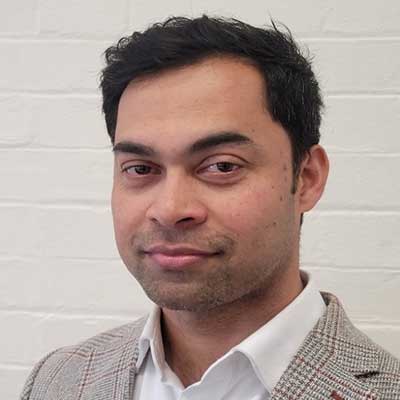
161,268,304,387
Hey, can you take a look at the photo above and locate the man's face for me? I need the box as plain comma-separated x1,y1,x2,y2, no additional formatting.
112,56,302,312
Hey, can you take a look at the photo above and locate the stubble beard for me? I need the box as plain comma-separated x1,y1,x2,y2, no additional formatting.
125,239,293,313
120,200,298,313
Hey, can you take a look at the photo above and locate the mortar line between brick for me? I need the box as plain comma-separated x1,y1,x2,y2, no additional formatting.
3,147,400,156
0,147,111,152
1,89,399,96
303,265,400,273
0,308,142,320
1,202,400,215
3,91,398,99
0,35,400,42
0,363,31,370
0,201,110,210
0,91,101,98
0,255,120,262
1,308,399,327
354,322,400,329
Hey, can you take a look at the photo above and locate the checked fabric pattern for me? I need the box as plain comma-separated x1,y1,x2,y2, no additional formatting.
21,292,400,399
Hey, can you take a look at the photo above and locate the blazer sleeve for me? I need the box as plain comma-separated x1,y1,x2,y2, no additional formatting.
19,350,59,400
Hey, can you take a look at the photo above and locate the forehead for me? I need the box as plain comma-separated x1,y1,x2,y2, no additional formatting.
115,56,288,159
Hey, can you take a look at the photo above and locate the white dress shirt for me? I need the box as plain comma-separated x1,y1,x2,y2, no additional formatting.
133,270,326,400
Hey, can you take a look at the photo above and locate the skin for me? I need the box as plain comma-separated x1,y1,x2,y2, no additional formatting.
111,55,329,386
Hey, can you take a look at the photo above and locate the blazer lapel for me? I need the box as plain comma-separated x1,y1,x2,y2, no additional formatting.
77,318,146,400
271,292,380,400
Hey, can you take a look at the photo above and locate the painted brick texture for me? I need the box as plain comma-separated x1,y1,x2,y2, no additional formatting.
1,0,399,397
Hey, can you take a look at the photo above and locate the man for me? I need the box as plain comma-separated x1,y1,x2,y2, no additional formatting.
21,15,400,400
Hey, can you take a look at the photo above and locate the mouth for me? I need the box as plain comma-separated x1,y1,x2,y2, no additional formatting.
145,252,220,269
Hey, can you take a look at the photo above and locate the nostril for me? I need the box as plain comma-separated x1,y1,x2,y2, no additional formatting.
179,217,194,222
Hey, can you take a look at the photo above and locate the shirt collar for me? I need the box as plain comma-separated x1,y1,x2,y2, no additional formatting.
233,270,326,392
136,305,163,372
136,269,326,393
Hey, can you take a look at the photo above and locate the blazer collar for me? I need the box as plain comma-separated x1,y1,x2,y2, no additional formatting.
270,291,380,400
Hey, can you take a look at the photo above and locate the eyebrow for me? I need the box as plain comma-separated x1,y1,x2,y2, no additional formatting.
112,131,260,157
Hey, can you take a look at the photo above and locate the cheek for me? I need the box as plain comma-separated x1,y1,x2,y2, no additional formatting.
213,184,281,235
217,185,293,258
111,188,146,240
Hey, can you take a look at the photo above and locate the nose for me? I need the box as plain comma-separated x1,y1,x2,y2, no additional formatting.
145,172,207,229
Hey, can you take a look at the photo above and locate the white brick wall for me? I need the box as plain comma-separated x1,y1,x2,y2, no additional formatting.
1,0,399,397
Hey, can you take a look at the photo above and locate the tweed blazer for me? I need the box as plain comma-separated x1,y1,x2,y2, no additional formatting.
20,292,400,400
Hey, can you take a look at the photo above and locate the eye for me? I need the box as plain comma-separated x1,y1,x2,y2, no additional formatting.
203,162,241,174
121,164,159,176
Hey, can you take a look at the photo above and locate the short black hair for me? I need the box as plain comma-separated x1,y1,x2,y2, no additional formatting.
100,15,323,224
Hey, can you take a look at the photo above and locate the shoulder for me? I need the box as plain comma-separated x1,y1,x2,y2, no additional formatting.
348,318,400,374
320,292,400,396
20,317,147,400
367,334,400,395
41,316,146,366
352,328,400,397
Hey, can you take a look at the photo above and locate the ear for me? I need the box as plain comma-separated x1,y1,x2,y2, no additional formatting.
296,145,329,213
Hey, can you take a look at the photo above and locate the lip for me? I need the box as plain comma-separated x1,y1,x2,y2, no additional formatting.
143,244,220,269
146,252,214,269
144,244,216,256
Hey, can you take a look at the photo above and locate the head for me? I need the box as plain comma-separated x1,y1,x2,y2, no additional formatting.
100,15,329,312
